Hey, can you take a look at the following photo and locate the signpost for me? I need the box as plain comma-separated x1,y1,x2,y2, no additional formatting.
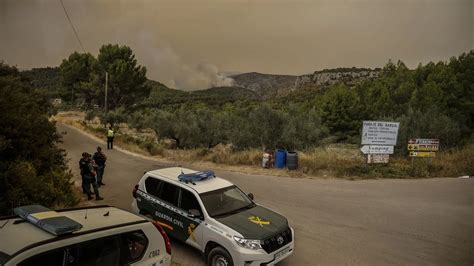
409,151,436,158
361,121,400,164
408,139,439,145
408,139,439,158
407,144,439,151
361,121,400,146
360,145,394,154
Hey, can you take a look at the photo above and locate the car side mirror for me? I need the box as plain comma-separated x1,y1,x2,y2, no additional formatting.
248,193,254,200
188,209,203,219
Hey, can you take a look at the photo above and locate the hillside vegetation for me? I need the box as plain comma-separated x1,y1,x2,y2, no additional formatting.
18,47,474,177
121,52,473,152
140,80,259,110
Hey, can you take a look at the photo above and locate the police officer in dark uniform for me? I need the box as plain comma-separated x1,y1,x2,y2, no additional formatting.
92,146,107,186
79,152,90,194
79,152,104,201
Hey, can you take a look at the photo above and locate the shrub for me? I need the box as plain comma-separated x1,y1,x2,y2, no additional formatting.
139,139,164,156
99,107,127,127
0,64,78,215
85,109,98,122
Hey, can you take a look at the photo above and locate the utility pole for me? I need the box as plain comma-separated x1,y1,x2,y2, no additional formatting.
104,72,108,114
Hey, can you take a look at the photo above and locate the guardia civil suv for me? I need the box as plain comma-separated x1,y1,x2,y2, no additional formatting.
0,205,171,266
131,167,294,266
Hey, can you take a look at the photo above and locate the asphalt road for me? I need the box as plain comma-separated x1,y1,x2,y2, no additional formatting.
58,123,474,266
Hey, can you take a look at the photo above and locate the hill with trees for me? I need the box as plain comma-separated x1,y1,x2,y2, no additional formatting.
20,67,67,100
125,52,473,151
140,80,259,110
14,46,474,152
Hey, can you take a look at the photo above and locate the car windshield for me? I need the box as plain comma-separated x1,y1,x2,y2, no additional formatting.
200,186,254,218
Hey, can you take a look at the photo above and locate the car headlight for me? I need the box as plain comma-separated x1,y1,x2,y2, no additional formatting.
233,236,262,250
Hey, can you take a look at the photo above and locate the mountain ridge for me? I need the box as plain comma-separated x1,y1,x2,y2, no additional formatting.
230,67,381,99
20,66,382,105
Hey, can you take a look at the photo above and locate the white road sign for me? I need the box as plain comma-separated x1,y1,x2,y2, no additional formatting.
361,121,400,146
360,145,394,154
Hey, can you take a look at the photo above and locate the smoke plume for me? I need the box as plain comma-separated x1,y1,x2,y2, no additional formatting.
136,32,234,91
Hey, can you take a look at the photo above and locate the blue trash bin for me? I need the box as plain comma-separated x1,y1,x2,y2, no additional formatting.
274,149,287,169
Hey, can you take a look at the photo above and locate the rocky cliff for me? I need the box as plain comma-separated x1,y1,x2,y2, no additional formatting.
231,68,381,99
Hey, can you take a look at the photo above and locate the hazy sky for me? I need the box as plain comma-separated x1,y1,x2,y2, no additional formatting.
0,0,472,89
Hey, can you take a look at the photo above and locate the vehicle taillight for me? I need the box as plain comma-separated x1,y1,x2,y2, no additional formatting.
152,221,172,255
132,184,139,198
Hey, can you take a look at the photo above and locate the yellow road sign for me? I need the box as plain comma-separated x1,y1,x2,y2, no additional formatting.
409,151,436,157
407,144,439,151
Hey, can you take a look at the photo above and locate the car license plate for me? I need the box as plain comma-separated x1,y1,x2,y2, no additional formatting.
274,246,290,260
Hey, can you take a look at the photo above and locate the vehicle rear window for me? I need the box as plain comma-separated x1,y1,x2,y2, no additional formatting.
119,230,149,264
17,230,149,266
160,182,179,206
69,230,148,265
145,177,162,197
74,235,121,265
18,248,65,266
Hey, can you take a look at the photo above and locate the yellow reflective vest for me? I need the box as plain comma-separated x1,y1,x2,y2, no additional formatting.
107,129,114,137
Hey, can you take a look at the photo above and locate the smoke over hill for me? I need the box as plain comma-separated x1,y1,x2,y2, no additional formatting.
136,32,234,91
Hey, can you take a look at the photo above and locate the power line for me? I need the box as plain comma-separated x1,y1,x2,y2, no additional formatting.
59,0,86,53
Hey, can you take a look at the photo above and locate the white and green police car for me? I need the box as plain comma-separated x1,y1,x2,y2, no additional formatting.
0,205,171,266
131,167,294,266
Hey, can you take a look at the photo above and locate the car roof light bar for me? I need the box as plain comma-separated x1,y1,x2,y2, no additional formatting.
13,205,83,236
178,170,215,184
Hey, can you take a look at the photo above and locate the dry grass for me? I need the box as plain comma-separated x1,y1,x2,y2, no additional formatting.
428,145,474,177
297,145,364,176
52,112,472,179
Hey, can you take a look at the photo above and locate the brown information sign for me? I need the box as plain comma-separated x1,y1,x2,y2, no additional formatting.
407,138,439,158
407,144,439,151
409,151,436,158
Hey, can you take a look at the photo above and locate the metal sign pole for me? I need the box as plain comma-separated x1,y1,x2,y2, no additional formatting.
105,72,108,114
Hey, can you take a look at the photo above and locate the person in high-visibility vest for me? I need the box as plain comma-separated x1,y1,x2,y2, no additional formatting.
107,127,115,150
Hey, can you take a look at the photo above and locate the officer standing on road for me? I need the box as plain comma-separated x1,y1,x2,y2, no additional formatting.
92,146,107,187
107,126,115,150
80,152,104,201
79,152,90,194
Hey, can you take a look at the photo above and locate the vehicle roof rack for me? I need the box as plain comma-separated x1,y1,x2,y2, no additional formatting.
178,170,215,185
13,205,83,236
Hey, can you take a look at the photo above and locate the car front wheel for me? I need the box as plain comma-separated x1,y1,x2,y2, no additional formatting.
208,246,233,266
